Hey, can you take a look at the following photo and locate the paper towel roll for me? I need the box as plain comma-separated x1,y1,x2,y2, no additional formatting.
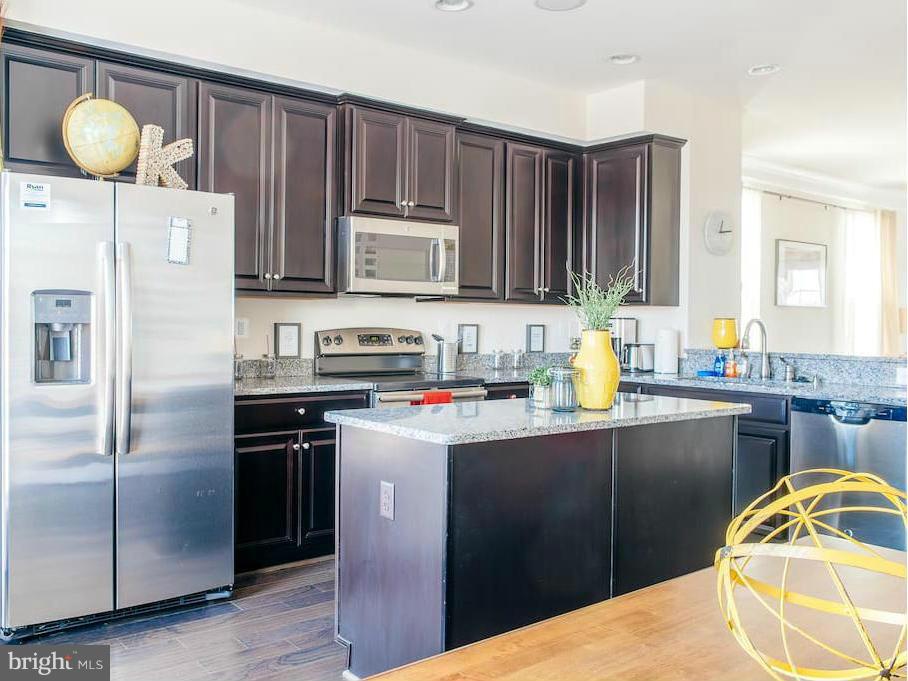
654,328,679,374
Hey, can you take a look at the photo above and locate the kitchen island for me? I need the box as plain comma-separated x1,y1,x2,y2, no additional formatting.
326,393,751,678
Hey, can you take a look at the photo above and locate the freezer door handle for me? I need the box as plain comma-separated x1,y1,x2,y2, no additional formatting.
116,242,133,455
100,242,116,456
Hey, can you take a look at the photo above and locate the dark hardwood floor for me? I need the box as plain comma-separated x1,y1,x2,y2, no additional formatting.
12,557,345,681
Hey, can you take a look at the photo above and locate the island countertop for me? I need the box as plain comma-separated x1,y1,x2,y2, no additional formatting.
324,394,751,445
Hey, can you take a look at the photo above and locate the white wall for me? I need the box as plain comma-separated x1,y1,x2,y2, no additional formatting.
235,296,580,359
8,0,586,139
756,195,846,353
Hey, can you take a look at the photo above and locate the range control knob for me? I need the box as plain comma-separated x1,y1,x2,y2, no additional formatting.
333,335,344,345
414,336,423,345
321,336,332,346
405,336,414,344
398,335,407,343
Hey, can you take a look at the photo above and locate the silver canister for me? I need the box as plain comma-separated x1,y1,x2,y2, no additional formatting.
549,366,578,412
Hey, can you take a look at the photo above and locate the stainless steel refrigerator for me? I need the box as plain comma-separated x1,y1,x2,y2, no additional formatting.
0,172,235,637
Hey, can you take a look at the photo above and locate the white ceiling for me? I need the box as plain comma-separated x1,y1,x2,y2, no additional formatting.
252,0,906,190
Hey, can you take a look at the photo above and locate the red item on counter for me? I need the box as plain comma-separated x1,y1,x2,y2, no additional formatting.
411,390,453,406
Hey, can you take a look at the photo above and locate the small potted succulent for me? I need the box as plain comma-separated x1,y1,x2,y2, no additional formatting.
528,365,555,409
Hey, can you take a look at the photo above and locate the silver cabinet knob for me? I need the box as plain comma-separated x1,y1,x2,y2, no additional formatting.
301,442,311,450
408,200,416,207
292,443,300,451
272,274,282,280
264,273,272,280
295,407,306,415
544,287,551,292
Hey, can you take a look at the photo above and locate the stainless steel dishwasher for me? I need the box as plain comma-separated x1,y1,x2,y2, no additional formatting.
790,397,906,550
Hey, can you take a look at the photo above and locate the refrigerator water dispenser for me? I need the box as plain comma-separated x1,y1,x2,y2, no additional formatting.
33,291,91,384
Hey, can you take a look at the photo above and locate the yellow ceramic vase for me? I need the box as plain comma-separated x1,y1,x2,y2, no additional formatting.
573,330,621,410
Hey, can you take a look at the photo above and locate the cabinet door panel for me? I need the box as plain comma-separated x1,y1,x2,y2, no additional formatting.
272,96,336,293
198,82,271,291
587,144,647,303
736,425,788,534
406,118,455,222
301,434,337,543
349,106,405,217
1,44,93,176
234,432,299,572
505,143,543,301
97,62,197,186
542,151,574,302
456,133,504,299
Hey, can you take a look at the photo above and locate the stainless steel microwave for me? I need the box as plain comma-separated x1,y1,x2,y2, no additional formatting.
337,216,459,296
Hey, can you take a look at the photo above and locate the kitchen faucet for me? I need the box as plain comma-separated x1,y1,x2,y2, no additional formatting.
740,318,771,380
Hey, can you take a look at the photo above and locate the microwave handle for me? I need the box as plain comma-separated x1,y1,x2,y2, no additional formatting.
435,238,447,283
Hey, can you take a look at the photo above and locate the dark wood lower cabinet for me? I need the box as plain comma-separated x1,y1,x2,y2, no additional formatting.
234,391,368,572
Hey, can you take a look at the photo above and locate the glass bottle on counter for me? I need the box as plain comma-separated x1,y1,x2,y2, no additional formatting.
549,366,579,412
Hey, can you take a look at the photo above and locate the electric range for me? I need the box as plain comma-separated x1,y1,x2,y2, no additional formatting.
314,327,486,407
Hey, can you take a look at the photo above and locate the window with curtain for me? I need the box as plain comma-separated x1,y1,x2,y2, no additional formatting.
739,188,902,357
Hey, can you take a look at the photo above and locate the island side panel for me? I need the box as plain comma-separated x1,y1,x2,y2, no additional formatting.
612,415,736,596
445,430,613,649
336,426,449,678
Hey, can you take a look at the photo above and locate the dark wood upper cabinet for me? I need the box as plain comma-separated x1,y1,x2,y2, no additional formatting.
505,143,544,301
455,133,504,299
348,106,406,217
97,61,197,187
582,135,683,306
406,118,455,222
541,150,575,303
198,81,272,292
1,43,94,176
505,143,574,303
345,104,455,222
270,96,337,294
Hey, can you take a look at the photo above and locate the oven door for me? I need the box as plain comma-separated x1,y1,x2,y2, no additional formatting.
339,216,458,295
373,386,487,409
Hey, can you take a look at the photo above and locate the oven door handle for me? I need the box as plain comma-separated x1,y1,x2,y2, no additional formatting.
376,388,488,404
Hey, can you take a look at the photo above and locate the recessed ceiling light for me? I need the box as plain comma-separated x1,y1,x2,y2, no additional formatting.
434,0,473,11
747,63,781,76
534,0,587,11
608,54,640,66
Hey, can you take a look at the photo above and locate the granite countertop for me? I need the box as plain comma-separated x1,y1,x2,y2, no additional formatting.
234,367,906,407
234,375,374,396
324,395,752,445
617,373,907,407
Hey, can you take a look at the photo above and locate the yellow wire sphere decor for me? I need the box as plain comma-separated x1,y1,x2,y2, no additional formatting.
715,469,907,681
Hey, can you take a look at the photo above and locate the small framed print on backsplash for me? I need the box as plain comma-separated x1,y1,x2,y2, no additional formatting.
526,324,545,353
458,324,479,354
274,322,301,359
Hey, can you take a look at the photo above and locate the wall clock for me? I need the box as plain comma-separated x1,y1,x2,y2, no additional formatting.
704,211,734,255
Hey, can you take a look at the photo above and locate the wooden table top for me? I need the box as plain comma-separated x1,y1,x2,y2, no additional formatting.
371,546,906,681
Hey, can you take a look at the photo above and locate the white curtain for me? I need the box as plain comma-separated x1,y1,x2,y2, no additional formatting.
842,208,882,355
740,188,762,324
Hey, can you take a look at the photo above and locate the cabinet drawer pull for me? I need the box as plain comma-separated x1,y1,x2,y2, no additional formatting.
295,407,306,415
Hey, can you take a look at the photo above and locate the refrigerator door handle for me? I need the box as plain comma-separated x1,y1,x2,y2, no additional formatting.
100,242,116,456
115,242,133,455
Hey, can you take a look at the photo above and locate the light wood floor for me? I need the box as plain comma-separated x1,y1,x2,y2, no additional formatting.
15,557,346,681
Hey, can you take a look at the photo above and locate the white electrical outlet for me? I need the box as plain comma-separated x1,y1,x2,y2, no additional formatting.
235,318,250,338
379,481,395,520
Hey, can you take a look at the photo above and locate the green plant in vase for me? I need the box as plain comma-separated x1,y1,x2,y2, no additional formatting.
564,266,636,410
528,365,554,409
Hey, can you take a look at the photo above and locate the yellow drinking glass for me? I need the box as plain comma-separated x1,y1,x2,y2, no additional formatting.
712,318,738,349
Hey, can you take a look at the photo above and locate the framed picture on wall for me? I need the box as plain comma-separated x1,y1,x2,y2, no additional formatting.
775,239,827,307
274,322,302,359
525,324,546,353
